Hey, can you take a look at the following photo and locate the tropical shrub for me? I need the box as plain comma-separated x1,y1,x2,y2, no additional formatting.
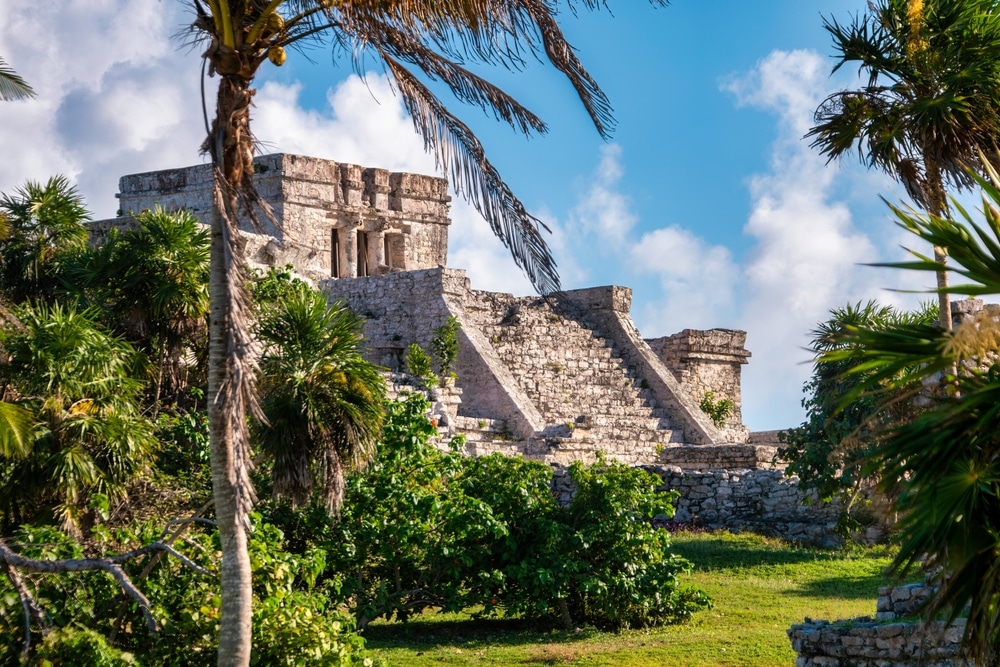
255,281,386,514
404,343,436,388
430,316,461,381
0,518,374,666
699,391,734,429
779,301,937,508
820,172,1000,663
0,175,90,304
0,302,156,533
271,393,710,631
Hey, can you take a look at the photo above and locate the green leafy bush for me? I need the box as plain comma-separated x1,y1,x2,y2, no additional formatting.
0,519,373,666
277,394,710,631
430,316,461,381
404,343,436,388
699,391,734,429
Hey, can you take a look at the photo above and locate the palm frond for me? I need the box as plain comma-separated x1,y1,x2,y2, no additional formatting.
0,57,34,102
382,53,561,294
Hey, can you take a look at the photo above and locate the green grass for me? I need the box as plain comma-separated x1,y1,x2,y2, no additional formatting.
362,531,900,666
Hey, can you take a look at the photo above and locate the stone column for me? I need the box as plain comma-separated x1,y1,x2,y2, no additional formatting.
344,227,358,278
369,230,385,274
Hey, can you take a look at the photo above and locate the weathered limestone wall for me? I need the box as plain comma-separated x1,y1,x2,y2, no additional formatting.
789,583,970,666
651,466,840,546
647,329,750,442
548,464,839,545
322,267,545,442
322,268,748,466
658,444,783,471
91,154,451,280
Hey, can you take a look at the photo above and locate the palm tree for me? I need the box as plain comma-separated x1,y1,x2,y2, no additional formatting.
0,176,90,304
255,284,385,515
186,2,667,663
781,299,937,506
823,170,1000,664
64,207,210,404
0,303,156,536
0,57,34,101
807,0,1000,330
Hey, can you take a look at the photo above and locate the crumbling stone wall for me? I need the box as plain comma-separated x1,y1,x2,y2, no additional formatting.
91,153,451,281
788,617,968,666
789,582,970,666
651,466,840,546
647,329,750,442
547,464,840,546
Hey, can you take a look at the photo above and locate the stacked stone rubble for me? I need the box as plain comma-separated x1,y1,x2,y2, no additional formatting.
789,582,971,666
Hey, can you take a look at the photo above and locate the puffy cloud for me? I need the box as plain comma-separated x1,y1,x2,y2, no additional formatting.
630,226,738,332
724,49,899,430
568,144,637,248
0,1,205,217
251,77,436,175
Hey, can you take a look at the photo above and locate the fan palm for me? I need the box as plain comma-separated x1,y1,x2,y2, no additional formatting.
186,2,667,663
822,170,1000,664
64,207,210,403
0,303,155,536
0,57,34,101
0,177,90,304
255,284,385,515
807,0,1000,330
781,299,937,506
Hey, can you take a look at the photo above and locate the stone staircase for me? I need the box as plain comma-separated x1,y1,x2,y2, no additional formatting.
453,295,683,464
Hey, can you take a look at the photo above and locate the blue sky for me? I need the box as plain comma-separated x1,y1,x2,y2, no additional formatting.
1,1,938,430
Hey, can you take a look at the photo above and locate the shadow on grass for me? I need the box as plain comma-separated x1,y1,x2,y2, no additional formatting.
363,614,594,652
669,532,894,573
785,574,889,600
668,535,846,571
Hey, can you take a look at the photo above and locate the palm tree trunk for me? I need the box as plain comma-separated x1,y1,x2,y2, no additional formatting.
207,73,260,667
208,187,253,667
208,190,253,667
924,156,952,331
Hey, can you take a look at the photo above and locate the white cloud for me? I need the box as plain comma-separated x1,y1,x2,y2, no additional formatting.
631,226,738,332
0,1,205,218
723,49,897,430
567,144,637,247
251,77,436,175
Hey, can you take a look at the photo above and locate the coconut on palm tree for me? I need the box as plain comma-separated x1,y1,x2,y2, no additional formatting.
808,0,1000,330
186,2,667,663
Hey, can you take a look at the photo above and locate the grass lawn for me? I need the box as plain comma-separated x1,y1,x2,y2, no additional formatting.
363,531,900,666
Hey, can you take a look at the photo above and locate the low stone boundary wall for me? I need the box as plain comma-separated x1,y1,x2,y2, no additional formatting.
789,582,971,666
788,617,968,666
550,463,842,547
658,444,783,470
650,466,841,547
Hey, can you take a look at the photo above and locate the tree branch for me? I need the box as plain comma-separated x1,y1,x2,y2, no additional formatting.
0,539,158,635
4,560,49,661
